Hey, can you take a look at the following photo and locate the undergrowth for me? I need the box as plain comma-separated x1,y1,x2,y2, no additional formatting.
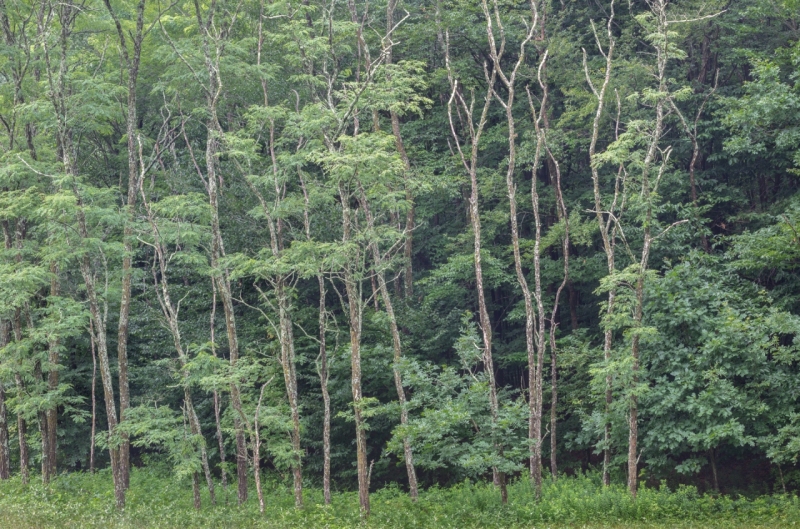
0,469,797,528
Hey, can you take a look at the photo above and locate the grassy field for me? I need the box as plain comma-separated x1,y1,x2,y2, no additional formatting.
0,469,797,528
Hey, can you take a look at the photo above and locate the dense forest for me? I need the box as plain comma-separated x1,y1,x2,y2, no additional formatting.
0,0,798,517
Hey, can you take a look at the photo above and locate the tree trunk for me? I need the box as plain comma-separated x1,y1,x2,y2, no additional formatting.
346,275,369,516
209,284,227,492
186,391,216,505
102,0,146,490
193,0,249,502
318,275,332,505
192,472,202,510
340,183,370,516
550,347,558,479
709,449,719,492
0,319,8,480
45,263,60,481
36,358,50,484
11,309,28,484
582,5,617,487
0,378,8,480
89,319,97,474
359,188,419,501
277,279,303,508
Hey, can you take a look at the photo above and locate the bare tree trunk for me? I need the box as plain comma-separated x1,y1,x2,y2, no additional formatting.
253,383,268,514
318,275,332,505
527,98,548,496
340,182,370,516
277,279,303,508
89,319,97,474
140,174,216,505
186,393,216,505
0,318,8,479
582,2,617,487
359,192,419,501
192,472,202,510
444,15,505,502
0,379,8,480
209,283,227,492
386,0,414,299
81,258,124,507
45,263,59,481
191,0,249,503
299,173,331,505
186,409,201,511
103,0,146,490
548,169,568,481
41,0,125,506
244,48,304,502
628,1,673,497
480,0,541,495
550,346,558,479
36,358,50,484
12,309,28,485
548,149,570,481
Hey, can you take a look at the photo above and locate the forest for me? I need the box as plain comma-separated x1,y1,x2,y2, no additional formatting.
0,0,799,526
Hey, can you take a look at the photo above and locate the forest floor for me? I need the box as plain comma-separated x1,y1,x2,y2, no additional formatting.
0,468,797,528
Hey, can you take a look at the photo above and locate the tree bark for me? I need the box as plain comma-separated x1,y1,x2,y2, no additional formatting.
386,0,414,299
0,319,8,480
195,13,249,501
209,283,227,492
359,190,419,501
582,3,616,487
340,182,370,516
45,263,60,481
12,309,28,484
318,275,332,505
102,0,146,489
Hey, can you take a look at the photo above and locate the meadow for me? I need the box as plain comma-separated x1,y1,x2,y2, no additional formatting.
0,470,797,529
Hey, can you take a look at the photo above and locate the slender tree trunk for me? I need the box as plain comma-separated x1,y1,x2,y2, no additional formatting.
628,1,670,493
186,392,216,505
445,21,505,501
547,144,570,482
0,378,8,480
374,258,419,499
193,2,249,502
318,275,332,505
36,358,50,484
347,279,369,516
386,0,414,299
340,183,370,516
12,309,28,484
582,3,617,487
89,319,97,474
359,189,419,500
209,283,227,492
192,472,202,510
102,0,146,490
550,347,558,478
209,123,248,508
45,263,59,480
42,0,125,506
277,279,303,508
81,258,124,507
709,448,719,492
253,383,268,515
0,318,8,479
141,178,216,506
529,128,548,497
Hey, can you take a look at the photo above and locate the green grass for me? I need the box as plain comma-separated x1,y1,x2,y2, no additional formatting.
0,469,797,528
